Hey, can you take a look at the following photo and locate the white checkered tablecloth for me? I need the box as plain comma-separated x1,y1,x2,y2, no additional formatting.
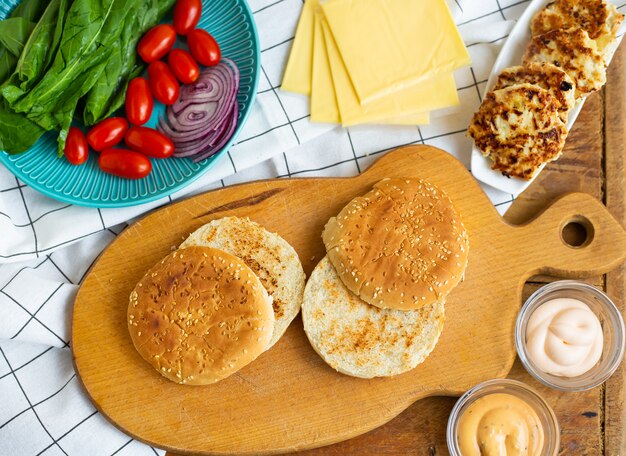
3,0,618,454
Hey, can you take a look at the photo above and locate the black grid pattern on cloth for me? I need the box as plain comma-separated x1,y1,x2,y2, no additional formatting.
0,239,165,455
5,0,623,454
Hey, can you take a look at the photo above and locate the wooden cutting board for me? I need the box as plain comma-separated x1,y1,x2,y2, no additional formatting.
71,145,626,455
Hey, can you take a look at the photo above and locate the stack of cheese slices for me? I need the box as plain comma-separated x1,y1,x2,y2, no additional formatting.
127,217,305,385
468,0,624,180
302,178,470,378
281,0,471,127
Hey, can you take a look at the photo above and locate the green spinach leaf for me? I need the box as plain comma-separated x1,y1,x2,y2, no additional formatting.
0,99,45,154
0,18,35,57
10,0,47,22
8,0,69,94
53,56,110,155
0,49,17,84
0,0,47,77
82,0,145,125
98,64,143,121
9,0,130,118
83,0,176,125
0,0,47,88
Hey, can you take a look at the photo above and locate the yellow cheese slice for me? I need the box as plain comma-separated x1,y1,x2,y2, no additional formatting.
281,0,317,94
321,0,471,104
311,11,340,123
310,10,429,125
321,17,450,127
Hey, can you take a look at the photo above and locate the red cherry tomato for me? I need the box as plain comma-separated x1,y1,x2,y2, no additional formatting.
173,0,202,35
87,117,128,151
98,149,152,179
137,24,176,63
148,61,180,105
167,49,200,84
125,126,175,159
187,29,221,66
125,78,154,126
64,127,89,165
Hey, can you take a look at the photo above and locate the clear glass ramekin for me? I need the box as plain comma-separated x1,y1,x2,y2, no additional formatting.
447,379,559,456
515,280,625,391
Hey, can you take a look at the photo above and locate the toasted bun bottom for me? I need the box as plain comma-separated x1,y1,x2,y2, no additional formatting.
302,256,444,378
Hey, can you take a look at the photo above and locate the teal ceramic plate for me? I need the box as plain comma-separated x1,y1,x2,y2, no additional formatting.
0,0,260,208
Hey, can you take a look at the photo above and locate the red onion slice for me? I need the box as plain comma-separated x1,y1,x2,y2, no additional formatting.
192,106,239,163
173,122,225,157
158,58,240,161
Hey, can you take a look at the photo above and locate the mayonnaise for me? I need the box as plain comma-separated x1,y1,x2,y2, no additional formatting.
457,393,544,456
525,298,603,377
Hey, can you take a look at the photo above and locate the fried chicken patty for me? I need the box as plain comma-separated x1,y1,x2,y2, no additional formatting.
531,0,624,58
523,28,606,99
493,63,576,122
468,83,568,180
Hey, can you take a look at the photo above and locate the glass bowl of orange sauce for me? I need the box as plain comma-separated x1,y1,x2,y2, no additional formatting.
446,379,559,456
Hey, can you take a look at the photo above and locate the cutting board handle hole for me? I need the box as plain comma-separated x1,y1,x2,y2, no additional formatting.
561,216,594,248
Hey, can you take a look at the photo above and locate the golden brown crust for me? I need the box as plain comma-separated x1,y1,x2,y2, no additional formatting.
523,28,606,99
179,217,305,349
322,178,469,310
492,63,575,122
531,0,623,57
128,246,274,385
468,83,568,179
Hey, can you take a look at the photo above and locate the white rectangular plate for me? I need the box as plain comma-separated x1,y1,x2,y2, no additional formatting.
470,0,625,196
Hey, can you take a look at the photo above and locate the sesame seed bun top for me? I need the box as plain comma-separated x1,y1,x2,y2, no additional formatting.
322,178,469,310
179,216,305,349
128,246,274,385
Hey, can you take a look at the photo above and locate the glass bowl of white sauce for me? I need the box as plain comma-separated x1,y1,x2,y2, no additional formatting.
516,280,625,391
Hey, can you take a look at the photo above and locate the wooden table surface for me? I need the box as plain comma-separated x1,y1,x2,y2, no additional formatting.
166,41,626,456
